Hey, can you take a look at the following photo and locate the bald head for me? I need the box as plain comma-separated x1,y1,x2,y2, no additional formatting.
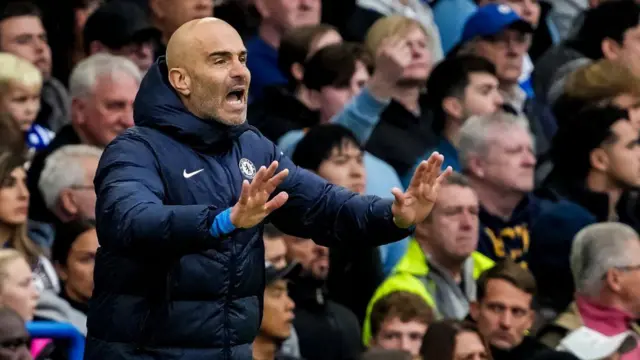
165,17,251,126
166,17,235,70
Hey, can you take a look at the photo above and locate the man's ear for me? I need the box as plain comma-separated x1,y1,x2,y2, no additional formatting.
71,98,86,126
467,154,485,178
602,38,622,60
291,62,304,82
442,96,464,121
59,188,78,218
590,148,610,172
469,301,480,321
168,68,191,96
606,268,624,293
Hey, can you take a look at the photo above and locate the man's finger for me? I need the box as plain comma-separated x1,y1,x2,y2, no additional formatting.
265,191,289,213
423,152,443,184
435,166,453,186
264,161,279,182
391,187,405,207
238,180,250,205
250,166,267,197
409,160,429,189
265,168,290,194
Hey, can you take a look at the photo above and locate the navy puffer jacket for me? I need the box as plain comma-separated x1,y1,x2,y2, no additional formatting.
83,58,411,360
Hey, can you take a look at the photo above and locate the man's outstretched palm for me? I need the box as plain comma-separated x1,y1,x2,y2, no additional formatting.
391,152,452,228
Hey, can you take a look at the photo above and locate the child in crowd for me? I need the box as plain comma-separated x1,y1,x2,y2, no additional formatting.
0,52,54,153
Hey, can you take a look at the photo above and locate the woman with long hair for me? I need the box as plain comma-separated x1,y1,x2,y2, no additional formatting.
420,320,491,360
0,150,59,294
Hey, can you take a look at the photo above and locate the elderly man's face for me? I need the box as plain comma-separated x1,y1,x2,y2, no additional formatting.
60,156,99,221
607,238,640,316
72,72,138,147
470,125,536,194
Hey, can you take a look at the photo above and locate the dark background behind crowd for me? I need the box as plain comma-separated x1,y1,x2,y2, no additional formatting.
0,0,640,359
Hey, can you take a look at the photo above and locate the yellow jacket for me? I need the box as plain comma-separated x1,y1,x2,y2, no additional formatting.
362,238,494,345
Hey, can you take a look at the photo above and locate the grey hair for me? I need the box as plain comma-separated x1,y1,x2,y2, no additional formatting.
570,222,640,297
38,144,103,211
457,112,532,171
68,53,141,99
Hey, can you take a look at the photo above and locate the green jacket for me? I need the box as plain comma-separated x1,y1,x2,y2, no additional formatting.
362,238,494,345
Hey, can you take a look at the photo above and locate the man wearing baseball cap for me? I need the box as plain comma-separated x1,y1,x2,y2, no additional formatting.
83,1,159,73
253,261,302,360
452,3,557,158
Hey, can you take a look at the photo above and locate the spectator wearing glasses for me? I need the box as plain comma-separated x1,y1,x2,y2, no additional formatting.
38,145,102,225
530,106,640,315
403,54,503,186
456,4,557,157
538,223,640,359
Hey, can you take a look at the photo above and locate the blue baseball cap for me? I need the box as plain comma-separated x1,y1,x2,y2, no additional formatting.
460,3,534,45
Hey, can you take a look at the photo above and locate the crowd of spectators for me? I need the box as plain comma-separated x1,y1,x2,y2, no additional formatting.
0,0,640,359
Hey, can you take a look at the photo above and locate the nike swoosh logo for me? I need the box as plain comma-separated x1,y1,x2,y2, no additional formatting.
183,169,204,179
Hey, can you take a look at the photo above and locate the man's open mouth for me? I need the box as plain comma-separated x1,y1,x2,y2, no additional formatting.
226,86,246,105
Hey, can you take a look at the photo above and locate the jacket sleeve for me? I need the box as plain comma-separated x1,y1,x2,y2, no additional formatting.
94,134,224,256
267,142,413,248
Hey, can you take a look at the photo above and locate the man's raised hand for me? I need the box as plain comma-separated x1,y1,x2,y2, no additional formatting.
230,161,290,229
391,152,453,228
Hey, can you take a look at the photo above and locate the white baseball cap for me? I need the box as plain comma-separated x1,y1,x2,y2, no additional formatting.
556,326,637,360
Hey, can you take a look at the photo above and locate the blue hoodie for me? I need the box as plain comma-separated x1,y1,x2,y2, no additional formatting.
84,58,412,360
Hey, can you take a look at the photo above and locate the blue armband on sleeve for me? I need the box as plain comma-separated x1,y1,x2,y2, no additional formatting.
210,208,236,238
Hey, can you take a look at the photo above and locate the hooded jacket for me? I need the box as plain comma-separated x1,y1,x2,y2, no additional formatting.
83,57,412,360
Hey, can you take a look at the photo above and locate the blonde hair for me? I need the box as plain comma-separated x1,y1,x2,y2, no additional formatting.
364,15,429,57
0,249,27,289
0,52,43,92
564,59,640,101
